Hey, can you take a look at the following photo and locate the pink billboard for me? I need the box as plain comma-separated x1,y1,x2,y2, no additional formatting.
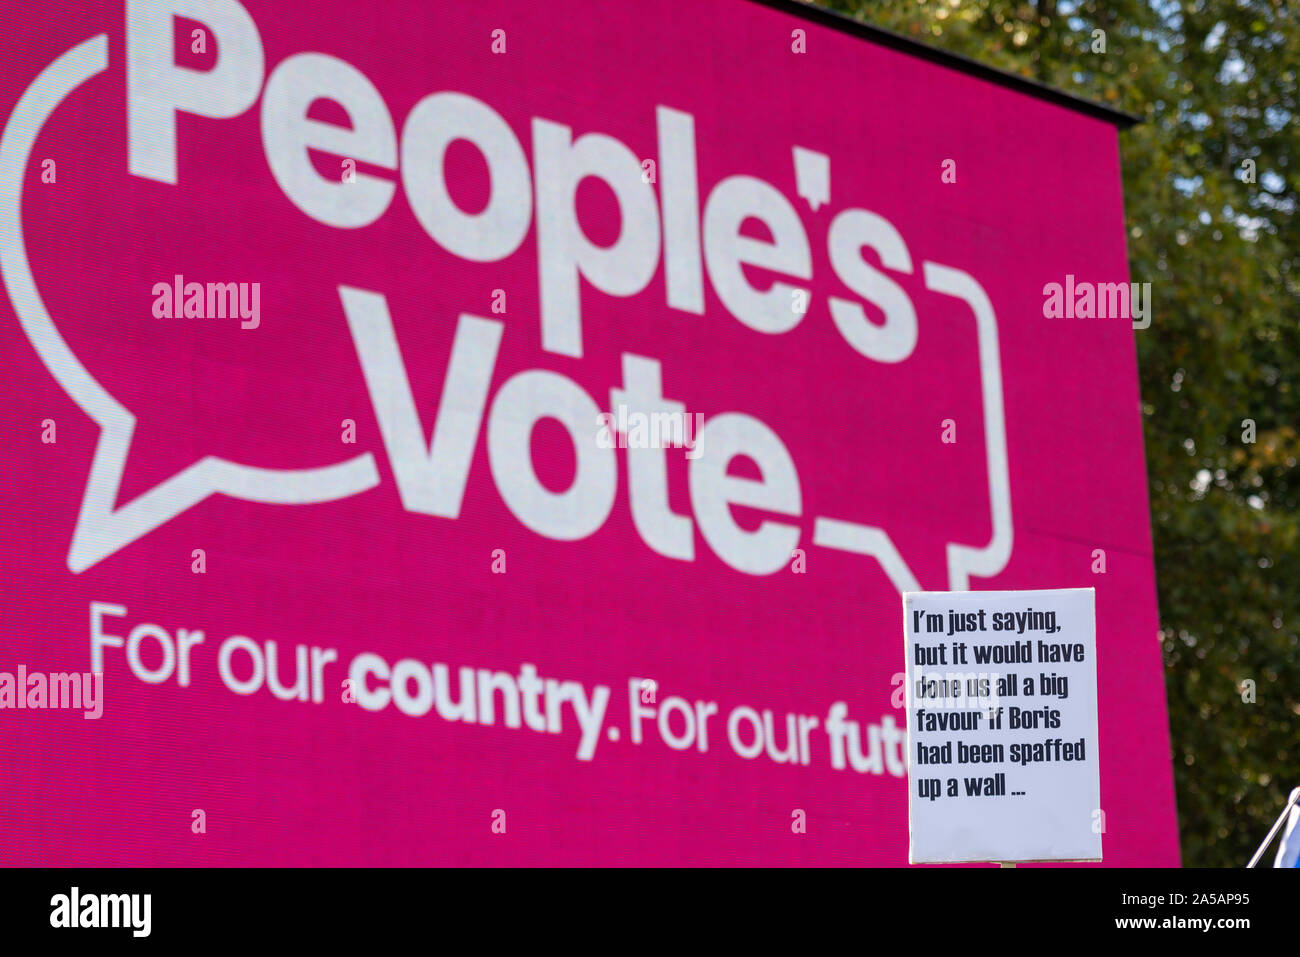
0,0,1179,865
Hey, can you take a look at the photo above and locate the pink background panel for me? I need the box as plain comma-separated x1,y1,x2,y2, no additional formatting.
0,0,1178,865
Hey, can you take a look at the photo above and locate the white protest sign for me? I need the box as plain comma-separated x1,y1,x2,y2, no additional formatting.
903,588,1101,864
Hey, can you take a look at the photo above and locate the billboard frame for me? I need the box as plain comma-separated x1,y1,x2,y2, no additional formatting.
747,0,1141,128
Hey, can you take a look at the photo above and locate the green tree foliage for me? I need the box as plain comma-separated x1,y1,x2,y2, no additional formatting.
817,0,1298,866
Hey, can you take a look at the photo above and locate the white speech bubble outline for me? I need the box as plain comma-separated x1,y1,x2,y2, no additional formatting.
788,148,1012,592
811,262,1014,593
0,36,380,573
